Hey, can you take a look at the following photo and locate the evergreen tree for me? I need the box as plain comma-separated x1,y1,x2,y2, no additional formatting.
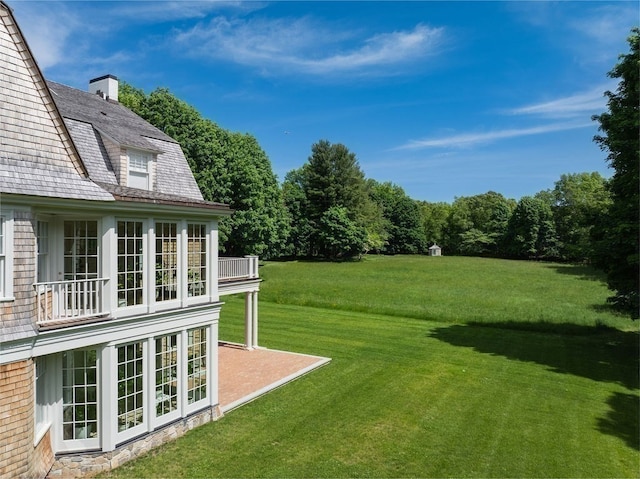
290,140,371,259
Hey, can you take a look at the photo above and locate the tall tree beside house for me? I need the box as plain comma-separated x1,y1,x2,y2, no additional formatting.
222,131,291,258
119,83,289,258
591,28,639,317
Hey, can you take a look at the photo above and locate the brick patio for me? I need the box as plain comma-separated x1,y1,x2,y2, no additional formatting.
218,342,331,413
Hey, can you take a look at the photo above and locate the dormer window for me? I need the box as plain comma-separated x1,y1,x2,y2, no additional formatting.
128,150,152,190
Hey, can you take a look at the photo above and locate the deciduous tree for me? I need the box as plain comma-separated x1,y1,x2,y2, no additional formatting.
548,172,611,262
506,196,558,259
592,28,639,317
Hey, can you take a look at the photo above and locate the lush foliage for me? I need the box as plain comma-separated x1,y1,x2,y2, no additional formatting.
282,140,371,259
368,180,426,254
443,192,516,256
103,257,638,479
119,83,289,258
504,196,558,259
592,28,640,318
419,201,451,247
545,172,611,261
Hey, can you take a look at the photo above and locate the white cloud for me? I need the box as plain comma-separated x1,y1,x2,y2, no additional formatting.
507,84,614,119
173,16,445,76
11,2,78,69
114,1,264,22
395,121,593,150
570,5,637,47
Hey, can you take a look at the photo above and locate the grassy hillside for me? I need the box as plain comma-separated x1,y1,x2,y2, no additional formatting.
104,257,639,478
259,255,633,331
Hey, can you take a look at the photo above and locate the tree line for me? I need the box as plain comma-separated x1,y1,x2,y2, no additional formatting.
118,28,638,318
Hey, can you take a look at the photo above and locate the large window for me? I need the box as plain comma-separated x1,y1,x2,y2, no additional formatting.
187,328,207,404
128,150,151,190
64,221,98,281
155,223,177,302
62,349,98,441
117,221,144,307
117,342,144,432
155,335,178,417
187,224,207,297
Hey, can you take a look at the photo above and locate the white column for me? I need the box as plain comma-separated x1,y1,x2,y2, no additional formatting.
148,222,156,314
251,291,259,348
209,221,219,302
101,345,117,451
101,216,116,316
209,321,219,407
244,292,253,350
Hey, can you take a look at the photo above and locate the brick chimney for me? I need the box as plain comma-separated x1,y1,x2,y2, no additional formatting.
89,74,118,102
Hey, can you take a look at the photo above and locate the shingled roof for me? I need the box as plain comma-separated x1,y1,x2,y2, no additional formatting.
48,80,172,150
47,79,210,205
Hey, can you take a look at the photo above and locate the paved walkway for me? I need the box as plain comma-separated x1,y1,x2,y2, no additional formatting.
218,343,331,413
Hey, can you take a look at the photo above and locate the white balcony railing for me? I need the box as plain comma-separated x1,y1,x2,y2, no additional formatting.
35,278,110,325
218,256,259,282
34,257,258,325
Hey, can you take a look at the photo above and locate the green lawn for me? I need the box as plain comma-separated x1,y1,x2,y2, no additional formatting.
104,256,639,478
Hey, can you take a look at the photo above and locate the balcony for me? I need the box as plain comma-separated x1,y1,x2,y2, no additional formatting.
35,256,259,326
218,256,259,282
35,278,109,326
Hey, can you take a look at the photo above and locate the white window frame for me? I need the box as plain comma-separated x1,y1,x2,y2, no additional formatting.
155,222,179,304
186,223,208,300
0,215,14,301
184,326,209,414
127,150,152,190
115,341,147,444
152,333,181,428
116,219,146,314
59,348,100,451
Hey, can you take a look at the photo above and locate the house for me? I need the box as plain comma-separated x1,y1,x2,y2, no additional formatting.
428,244,442,256
0,2,267,476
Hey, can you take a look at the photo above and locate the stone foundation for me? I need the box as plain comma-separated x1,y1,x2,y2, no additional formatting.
47,405,222,478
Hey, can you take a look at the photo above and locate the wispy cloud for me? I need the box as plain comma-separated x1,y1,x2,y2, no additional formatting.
511,2,637,66
395,121,592,150
11,0,258,72
569,5,638,49
11,2,79,69
173,16,445,76
113,1,264,22
506,84,613,119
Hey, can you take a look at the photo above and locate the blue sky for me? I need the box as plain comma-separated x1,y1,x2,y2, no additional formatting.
10,1,638,202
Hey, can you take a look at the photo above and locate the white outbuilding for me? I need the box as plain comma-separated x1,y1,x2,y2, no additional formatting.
428,244,442,256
